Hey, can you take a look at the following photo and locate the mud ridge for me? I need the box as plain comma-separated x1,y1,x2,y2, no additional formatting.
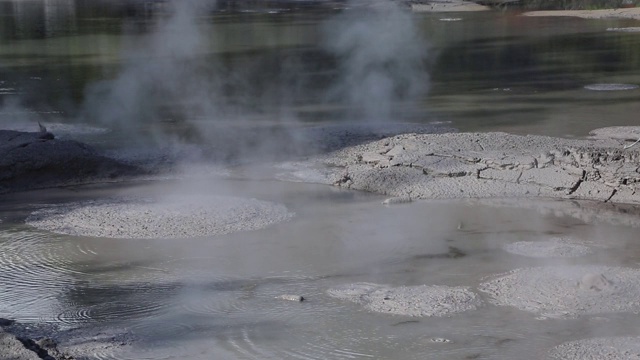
291,128,640,205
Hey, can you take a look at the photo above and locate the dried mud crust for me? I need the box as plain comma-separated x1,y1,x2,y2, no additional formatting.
522,8,640,20
479,265,640,318
298,129,640,205
26,195,293,239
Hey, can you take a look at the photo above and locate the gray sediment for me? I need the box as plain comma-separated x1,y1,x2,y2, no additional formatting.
0,130,140,194
606,27,640,32
548,336,640,360
0,318,76,360
584,83,639,91
479,265,640,318
328,282,482,317
503,237,592,258
26,195,293,239
292,128,640,206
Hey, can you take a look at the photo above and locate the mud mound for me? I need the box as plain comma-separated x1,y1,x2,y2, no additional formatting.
503,237,591,258
328,282,482,317
27,195,293,239
3,122,109,136
606,27,640,32
479,266,640,318
584,83,639,91
548,336,640,360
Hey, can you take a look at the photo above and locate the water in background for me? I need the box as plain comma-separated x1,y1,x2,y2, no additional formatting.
2,3,640,359
0,0,639,140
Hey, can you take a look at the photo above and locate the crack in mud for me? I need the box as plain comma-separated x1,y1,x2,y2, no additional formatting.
310,130,640,204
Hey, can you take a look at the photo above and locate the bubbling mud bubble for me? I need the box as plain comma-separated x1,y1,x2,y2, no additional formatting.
328,282,482,317
479,266,640,318
26,195,293,239
502,237,592,258
548,336,640,360
584,83,639,91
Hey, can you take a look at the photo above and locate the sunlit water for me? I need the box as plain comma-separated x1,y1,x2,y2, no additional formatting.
2,2,640,359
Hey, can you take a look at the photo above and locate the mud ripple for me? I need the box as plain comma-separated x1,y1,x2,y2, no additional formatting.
0,230,81,321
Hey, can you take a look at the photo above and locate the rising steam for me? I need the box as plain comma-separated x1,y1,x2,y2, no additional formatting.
323,0,429,122
80,0,430,165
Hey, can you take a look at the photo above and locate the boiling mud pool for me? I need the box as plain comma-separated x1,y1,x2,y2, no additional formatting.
2,179,640,359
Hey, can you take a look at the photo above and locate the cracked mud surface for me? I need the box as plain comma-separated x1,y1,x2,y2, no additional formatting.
297,128,640,205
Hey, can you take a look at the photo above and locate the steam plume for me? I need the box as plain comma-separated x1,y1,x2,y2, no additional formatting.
323,0,429,122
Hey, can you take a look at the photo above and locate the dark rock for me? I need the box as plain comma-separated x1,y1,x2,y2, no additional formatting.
0,130,141,194
0,318,16,327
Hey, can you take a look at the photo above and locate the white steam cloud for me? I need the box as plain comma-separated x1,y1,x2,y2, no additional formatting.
78,0,430,165
323,0,429,122
82,0,218,137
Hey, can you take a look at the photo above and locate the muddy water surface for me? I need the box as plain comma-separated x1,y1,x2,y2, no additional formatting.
2,2,640,359
2,180,640,359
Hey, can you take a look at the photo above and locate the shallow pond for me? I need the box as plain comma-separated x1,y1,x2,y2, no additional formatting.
2,180,640,359
2,1,640,359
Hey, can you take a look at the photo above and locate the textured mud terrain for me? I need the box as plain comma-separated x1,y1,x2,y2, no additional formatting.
522,7,640,20
295,127,640,205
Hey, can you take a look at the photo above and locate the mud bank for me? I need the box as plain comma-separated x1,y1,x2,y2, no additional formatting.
27,195,293,239
328,282,482,317
503,237,592,258
548,336,640,359
0,130,140,195
479,265,640,319
294,127,640,205
522,7,640,20
0,318,74,360
411,0,490,12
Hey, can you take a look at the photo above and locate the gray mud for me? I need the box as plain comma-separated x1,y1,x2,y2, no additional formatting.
606,27,640,32
548,336,640,359
583,83,640,91
290,129,640,205
0,130,139,194
479,266,640,319
1,317,131,360
27,195,293,239
327,282,482,317
503,237,592,258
